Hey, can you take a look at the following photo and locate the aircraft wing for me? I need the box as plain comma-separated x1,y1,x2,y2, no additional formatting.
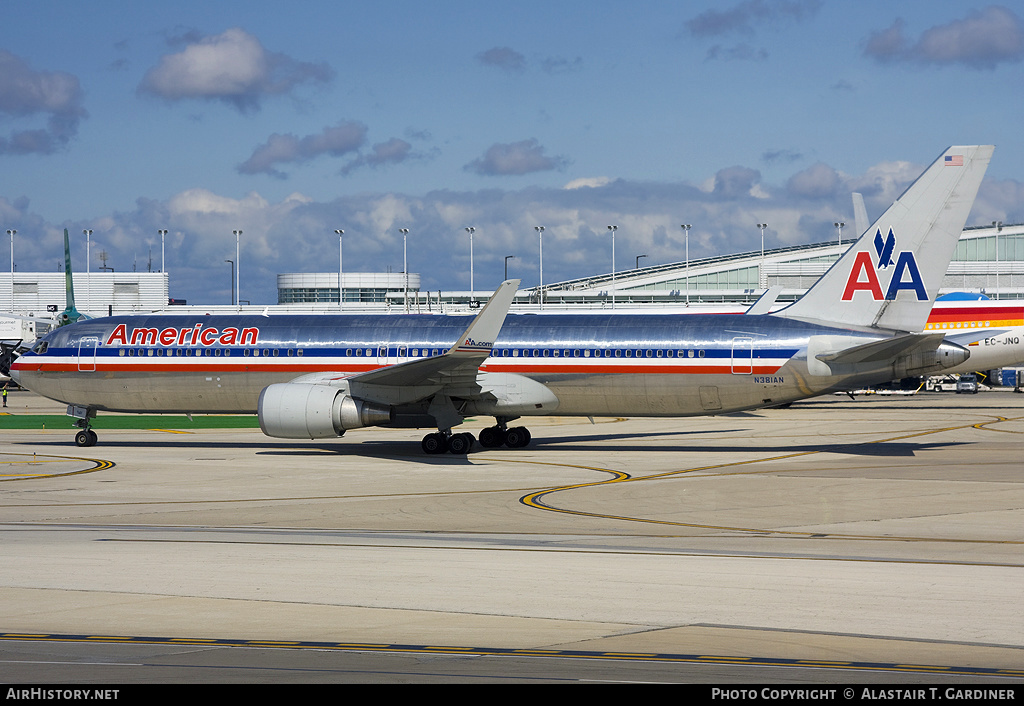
815,332,948,365
945,329,1010,346
350,278,518,388
286,279,520,410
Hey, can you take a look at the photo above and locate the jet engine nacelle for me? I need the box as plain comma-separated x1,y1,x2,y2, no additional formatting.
258,383,393,439
893,341,970,378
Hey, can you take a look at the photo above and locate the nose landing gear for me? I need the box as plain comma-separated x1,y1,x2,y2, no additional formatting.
68,405,98,447
75,427,98,447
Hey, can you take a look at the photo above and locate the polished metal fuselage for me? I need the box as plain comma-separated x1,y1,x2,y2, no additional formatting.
12,312,902,419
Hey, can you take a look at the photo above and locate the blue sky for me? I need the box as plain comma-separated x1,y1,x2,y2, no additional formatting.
2,1,1023,304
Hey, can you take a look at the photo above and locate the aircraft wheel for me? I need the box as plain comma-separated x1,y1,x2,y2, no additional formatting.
421,432,448,454
75,429,97,448
504,426,531,448
479,426,504,448
448,432,474,455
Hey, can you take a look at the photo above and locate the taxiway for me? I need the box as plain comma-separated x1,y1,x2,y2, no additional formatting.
2,390,1023,683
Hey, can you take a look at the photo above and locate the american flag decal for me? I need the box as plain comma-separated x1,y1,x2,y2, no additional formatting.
945,155,963,166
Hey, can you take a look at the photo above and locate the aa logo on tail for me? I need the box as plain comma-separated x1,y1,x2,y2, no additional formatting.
842,228,927,301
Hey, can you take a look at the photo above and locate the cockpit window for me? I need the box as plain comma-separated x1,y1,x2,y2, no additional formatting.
32,341,48,354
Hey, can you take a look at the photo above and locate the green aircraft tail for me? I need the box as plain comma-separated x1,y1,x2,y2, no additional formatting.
59,228,86,326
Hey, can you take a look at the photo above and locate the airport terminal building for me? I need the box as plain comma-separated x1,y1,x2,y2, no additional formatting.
271,221,1024,312
1,222,1021,321
277,272,421,305
533,221,1024,309
0,272,168,320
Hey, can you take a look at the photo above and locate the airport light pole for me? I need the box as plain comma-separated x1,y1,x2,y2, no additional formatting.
7,229,14,278
224,260,235,305
232,230,242,309
534,226,544,310
83,229,92,314
157,229,167,274
7,229,14,309
636,254,647,269
335,229,344,310
465,227,475,298
505,255,514,281
607,225,617,309
400,228,410,313
757,223,768,289
681,224,691,306
993,221,1003,300
834,221,844,248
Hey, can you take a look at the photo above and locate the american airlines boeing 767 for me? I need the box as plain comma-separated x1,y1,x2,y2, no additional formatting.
11,146,994,452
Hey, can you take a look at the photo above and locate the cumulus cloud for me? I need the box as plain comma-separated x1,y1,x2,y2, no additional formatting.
864,6,1024,69
687,1,819,62
762,148,803,165
712,166,763,198
464,139,569,176
476,47,526,72
685,0,821,37
238,121,367,178
13,153,1019,304
341,138,418,175
0,51,87,155
564,177,612,190
786,162,841,199
139,27,334,111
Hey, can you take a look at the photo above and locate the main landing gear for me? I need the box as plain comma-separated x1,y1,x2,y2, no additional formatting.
421,430,475,455
420,423,532,455
479,424,530,449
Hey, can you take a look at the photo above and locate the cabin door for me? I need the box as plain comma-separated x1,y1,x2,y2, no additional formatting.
731,337,753,374
77,336,98,372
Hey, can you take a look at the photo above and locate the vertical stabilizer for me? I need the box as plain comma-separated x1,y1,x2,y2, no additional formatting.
852,192,869,239
775,146,993,331
58,228,85,326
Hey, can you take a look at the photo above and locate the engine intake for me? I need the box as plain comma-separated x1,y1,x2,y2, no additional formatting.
258,383,393,439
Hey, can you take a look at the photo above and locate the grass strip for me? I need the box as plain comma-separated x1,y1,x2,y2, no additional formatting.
0,414,259,430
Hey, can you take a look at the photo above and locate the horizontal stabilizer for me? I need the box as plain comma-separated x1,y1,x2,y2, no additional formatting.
816,332,947,365
808,331,968,378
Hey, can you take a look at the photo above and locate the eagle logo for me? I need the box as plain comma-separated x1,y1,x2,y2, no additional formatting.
873,228,896,269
